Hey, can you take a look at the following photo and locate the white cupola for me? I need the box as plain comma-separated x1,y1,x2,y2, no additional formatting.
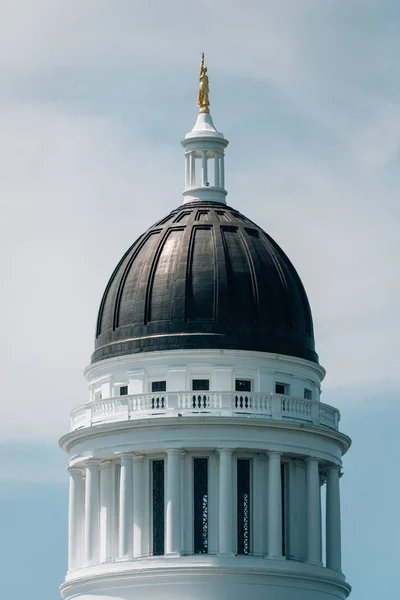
181,54,229,204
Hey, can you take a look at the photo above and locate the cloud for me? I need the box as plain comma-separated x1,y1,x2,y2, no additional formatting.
1,1,399,440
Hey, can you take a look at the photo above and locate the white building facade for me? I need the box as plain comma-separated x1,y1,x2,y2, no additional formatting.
60,60,351,600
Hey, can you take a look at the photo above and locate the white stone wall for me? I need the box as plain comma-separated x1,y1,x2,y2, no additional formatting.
60,349,350,600
84,349,324,403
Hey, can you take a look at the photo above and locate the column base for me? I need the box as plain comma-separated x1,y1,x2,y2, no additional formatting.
308,560,323,567
218,552,235,557
165,552,181,558
266,554,285,560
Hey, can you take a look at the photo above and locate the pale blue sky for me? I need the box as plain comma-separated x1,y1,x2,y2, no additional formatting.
1,2,399,599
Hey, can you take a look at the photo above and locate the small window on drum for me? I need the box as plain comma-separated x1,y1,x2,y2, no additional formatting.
275,382,289,395
192,379,209,391
235,379,251,392
119,386,128,396
152,381,166,393
304,388,312,400
151,381,166,409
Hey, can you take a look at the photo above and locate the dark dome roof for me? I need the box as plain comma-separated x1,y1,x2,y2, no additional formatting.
93,201,318,364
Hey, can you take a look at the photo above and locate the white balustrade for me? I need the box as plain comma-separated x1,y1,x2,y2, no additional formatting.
70,392,340,432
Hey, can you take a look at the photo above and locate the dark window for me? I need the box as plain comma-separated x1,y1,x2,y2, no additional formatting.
152,460,165,555
237,459,251,555
235,379,251,392
152,381,166,392
304,388,312,400
275,382,288,395
151,381,166,409
119,385,128,396
192,379,209,391
193,458,208,554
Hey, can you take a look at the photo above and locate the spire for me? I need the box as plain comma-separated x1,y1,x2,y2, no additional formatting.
181,55,229,205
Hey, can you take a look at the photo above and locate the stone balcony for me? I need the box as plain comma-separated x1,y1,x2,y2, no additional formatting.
70,392,340,432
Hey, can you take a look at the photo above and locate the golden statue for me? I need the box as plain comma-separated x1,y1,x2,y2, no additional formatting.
197,53,210,114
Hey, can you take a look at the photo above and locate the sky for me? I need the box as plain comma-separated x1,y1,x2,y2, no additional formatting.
0,1,399,598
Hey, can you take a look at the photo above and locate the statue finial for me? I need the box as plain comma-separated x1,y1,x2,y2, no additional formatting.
197,53,210,114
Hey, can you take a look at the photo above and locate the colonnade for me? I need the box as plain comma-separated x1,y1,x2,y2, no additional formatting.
67,450,342,573
185,151,225,189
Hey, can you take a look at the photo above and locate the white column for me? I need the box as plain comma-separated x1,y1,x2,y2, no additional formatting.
208,452,219,555
133,454,144,558
201,150,208,186
68,467,84,571
326,465,342,571
185,153,190,188
84,460,100,565
288,460,299,560
267,452,282,558
253,455,266,556
182,452,193,554
166,449,181,555
218,448,234,555
119,454,133,558
141,457,150,557
190,151,196,187
214,153,220,187
306,457,322,565
219,154,225,188
99,461,112,563
292,459,307,561
110,461,119,560
180,451,186,553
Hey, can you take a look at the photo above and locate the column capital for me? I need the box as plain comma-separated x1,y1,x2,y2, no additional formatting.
99,460,112,470
268,450,282,458
217,447,234,454
166,448,181,455
84,459,101,468
305,456,319,464
132,454,144,462
256,452,268,460
68,466,83,475
326,463,341,473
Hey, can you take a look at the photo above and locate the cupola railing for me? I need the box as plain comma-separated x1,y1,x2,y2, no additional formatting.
70,392,339,432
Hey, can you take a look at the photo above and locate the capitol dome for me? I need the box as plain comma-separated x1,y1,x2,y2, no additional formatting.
61,57,350,600
93,200,317,364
